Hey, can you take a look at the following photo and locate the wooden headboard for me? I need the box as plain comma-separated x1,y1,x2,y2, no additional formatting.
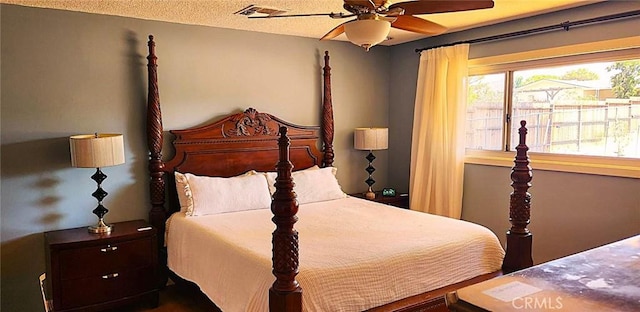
165,107,323,177
145,35,335,246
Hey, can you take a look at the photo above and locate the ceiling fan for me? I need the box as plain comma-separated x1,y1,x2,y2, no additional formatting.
246,0,495,51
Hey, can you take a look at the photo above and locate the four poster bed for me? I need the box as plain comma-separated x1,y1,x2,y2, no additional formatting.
145,35,534,311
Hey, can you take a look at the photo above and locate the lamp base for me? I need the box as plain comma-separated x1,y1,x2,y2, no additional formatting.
364,152,377,200
365,190,376,199
88,219,112,234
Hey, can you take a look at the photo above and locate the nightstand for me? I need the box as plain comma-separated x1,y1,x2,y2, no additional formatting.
350,191,410,209
45,220,159,312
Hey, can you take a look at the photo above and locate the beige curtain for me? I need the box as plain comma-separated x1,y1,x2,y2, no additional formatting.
410,44,469,219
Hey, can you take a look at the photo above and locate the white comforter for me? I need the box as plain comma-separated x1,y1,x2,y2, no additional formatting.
167,196,505,312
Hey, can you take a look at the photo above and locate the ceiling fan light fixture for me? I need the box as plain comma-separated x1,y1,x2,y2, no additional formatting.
344,19,391,51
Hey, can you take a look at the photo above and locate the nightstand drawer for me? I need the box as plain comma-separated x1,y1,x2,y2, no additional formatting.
59,237,154,280
59,266,155,309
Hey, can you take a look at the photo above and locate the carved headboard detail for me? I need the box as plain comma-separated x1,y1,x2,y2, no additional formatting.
224,107,277,137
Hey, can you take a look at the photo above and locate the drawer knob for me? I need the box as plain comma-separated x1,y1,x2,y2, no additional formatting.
102,273,119,279
100,245,118,252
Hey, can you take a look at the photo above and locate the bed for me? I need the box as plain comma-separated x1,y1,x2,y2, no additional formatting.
144,35,534,311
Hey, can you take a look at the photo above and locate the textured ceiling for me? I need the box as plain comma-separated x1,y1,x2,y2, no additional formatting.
1,0,603,45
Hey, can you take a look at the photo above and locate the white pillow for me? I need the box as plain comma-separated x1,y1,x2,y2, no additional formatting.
264,165,319,195
174,170,271,216
174,171,193,213
266,166,346,205
293,167,346,204
175,170,257,213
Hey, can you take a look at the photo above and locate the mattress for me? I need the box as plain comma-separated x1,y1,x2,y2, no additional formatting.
166,196,505,312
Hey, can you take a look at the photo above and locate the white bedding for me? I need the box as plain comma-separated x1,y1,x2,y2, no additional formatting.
166,196,505,312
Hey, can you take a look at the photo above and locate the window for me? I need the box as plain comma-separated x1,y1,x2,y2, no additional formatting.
464,38,639,178
466,73,505,151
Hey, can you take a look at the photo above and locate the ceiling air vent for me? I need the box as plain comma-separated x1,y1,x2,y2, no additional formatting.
234,5,287,17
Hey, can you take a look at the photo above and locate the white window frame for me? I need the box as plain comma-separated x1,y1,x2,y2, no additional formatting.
465,37,640,179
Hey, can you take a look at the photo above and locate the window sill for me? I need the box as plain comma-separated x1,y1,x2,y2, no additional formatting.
465,150,639,179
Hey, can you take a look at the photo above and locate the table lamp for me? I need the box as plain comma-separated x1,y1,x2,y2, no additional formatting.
354,127,388,199
69,133,125,234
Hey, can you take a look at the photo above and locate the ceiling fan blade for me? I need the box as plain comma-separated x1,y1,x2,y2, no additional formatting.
391,15,447,35
390,0,494,15
320,22,348,40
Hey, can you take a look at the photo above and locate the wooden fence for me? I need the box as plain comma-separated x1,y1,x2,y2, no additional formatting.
466,98,640,157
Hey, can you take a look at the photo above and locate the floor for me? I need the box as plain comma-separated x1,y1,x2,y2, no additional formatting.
109,282,221,312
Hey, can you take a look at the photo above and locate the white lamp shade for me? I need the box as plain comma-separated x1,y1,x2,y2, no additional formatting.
70,133,125,168
354,128,388,151
344,19,391,50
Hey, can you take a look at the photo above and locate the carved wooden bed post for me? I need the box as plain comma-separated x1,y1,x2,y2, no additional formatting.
269,126,303,311
322,51,335,167
502,120,534,273
147,35,167,247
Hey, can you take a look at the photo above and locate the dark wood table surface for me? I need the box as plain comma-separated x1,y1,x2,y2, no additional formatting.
447,235,640,312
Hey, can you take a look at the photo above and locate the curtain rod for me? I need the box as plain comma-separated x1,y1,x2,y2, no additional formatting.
415,10,640,53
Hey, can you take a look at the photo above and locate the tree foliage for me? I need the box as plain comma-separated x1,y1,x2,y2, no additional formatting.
607,60,640,98
520,74,559,86
561,68,599,81
468,76,502,106
514,76,524,88
516,68,599,86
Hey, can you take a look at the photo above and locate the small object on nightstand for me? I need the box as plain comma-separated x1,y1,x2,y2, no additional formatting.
382,188,396,197
44,220,159,312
